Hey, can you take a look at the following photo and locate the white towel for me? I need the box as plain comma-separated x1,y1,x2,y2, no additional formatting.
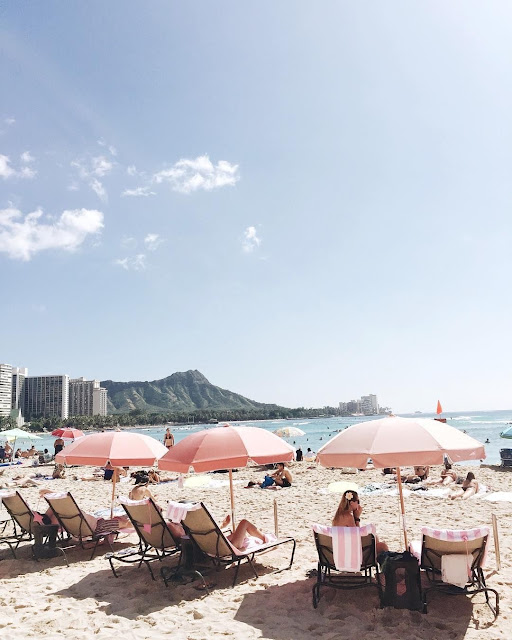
166,500,201,523
441,554,471,588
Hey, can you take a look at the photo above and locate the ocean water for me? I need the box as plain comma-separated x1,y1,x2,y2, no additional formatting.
21,409,512,466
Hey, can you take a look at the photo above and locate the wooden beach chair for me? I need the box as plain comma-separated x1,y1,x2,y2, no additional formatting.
0,491,35,557
44,491,119,560
311,523,382,608
107,497,181,580
410,526,499,616
182,502,296,587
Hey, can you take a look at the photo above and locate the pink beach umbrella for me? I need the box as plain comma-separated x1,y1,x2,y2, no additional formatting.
56,432,168,516
51,428,85,440
158,425,295,526
316,416,486,548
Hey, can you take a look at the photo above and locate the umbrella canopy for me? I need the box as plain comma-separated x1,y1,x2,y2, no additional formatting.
273,426,306,438
56,432,168,517
55,431,167,466
1,428,41,441
500,426,512,439
316,416,485,469
317,416,485,547
158,426,295,525
51,428,85,439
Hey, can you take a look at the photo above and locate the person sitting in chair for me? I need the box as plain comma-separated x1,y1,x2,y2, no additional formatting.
333,489,388,555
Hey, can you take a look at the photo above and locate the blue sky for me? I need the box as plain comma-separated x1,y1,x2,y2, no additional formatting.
1,2,511,412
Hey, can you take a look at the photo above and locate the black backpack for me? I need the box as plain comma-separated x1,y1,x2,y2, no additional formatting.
379,551,424,612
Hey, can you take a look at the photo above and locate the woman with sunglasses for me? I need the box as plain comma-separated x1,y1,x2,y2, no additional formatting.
333,490,388,554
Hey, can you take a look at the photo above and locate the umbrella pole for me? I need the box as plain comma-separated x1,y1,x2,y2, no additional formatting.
396,467,408,549
111,472,117,519
229,469,236,529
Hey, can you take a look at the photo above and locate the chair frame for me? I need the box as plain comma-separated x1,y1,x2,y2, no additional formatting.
182,502,296,588
107,498,181,580
419,531,499,616
312,527,382,608
0,491,35,558
44,492,118,560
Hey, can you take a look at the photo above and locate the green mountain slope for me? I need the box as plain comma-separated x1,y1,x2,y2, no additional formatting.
101,370,281,414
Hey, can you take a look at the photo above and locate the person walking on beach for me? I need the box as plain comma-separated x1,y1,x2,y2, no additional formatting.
164,427,174,449
54,438,64,455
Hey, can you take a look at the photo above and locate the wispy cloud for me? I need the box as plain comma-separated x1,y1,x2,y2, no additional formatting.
97,139,117,156
20,151,34,163
144,233,163,251
0,207,104,261
114,253,146,271
0,154,37,179
153,154,239,194
126,165,138,176
122,186,156,197
121,236,137,249
71,154,114,200
242,226,261,252
4,118,15,126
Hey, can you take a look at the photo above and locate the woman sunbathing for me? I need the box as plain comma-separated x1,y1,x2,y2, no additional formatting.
219,514,272,551
425,462,459,486
450,472,479,500
332,490,388,555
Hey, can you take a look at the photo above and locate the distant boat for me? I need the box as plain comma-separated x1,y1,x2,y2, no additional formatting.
414,411,422,414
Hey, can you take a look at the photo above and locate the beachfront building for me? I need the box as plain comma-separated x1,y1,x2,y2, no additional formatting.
23,374,69,420
11,366,28,412
361,394,379,415
0,363,13,417
69,377,108,417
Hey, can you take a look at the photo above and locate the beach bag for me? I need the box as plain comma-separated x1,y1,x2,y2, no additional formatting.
379,551,424,611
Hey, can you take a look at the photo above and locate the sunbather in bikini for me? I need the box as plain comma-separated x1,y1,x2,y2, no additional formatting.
450,472,479,500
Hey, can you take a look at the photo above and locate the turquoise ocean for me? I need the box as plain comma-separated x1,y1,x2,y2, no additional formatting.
26,410,512,466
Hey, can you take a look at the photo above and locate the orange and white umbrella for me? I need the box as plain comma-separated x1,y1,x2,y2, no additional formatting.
51,428,84,440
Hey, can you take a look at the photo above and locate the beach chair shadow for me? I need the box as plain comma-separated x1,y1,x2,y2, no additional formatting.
311,523,382,608
44,491,120,561
106,497,181,580
410,526,499,617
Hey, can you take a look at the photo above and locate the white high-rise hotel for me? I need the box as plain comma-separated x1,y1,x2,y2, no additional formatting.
0,364,108,421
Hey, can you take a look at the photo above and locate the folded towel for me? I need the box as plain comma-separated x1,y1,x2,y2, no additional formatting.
312,523,376,572
166,500,201,523
441,554,471,588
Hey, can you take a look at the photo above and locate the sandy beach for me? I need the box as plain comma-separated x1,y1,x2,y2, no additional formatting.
0,461,510,640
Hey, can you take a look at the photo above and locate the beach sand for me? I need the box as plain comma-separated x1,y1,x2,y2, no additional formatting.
0,461,510,639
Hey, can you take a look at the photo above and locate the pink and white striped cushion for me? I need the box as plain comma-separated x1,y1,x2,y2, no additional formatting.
312,523,376,572
417,526,490,567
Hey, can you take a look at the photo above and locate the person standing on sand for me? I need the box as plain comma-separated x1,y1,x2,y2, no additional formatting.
54,438,64,455
164,427,174,449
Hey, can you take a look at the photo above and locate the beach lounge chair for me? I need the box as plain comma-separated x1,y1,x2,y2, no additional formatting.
44,491,119,560
107,497,181,580
311,523,382,608
182,502,296,587
410,526,499,616
0,491,35,557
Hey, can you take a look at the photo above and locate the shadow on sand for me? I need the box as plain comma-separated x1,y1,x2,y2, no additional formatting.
234,575,493,640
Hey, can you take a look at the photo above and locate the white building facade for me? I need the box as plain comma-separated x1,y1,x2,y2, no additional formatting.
23,375,69,420
0,363,13,417
69,378,108,417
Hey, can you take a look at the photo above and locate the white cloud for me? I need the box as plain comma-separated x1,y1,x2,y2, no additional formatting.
242,226,261,252
4,118,15,126
91,156,113,177
144,233,163,251
0,154,37,179
153,154,239,194
0,155,15,179
122,186,156,197
127,165,138,176
90,178,107,201
0,207,104,261
114,253,146,271
20,151,34,163
19,166,37,179
67,182,80,191
108,145,117,156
